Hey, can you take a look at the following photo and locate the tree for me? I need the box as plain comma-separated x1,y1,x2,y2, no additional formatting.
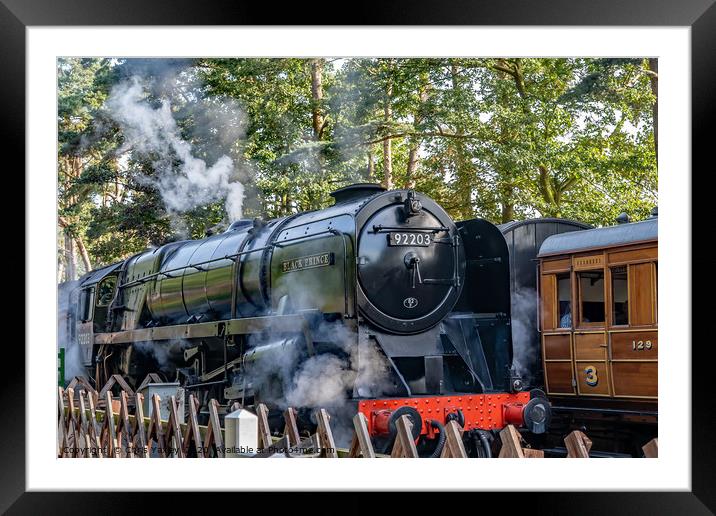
57,58,118,279
57,57,658,280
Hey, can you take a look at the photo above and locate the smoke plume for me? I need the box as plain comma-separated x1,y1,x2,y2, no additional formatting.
105,77,246,222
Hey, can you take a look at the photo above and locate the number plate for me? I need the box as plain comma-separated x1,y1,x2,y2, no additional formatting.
388,232,432,247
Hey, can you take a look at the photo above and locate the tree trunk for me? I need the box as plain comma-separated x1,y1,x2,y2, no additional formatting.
450,61,473,217
281,192,289,216
309,59,325,139
405,149,418,188
382,62,394,190
538,165,556,207
57,256,65,283
648,58,658,162
500,202,515,224
537,164,569,218
367,152,375,181
493,58,527,100
499,181,515,223
309,58,327,181
64,232,76,282
405,71,429,189
75,235,92,273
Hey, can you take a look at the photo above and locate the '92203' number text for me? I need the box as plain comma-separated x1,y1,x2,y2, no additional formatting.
389,232,432,247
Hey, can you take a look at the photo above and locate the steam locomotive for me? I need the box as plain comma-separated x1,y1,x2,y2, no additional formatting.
59,184,553,456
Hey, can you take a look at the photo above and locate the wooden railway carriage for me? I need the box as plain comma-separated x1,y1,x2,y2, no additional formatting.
536,213,658,453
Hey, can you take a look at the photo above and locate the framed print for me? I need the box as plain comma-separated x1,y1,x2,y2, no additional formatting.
4,0,714,511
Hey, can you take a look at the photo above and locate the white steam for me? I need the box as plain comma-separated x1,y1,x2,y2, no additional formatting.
286,330,393,409
57,280,87,382
248,322,392,412
285,354,353,408
105,77,245,221
132,340,173,375
290,329,393,446
132,339,191,378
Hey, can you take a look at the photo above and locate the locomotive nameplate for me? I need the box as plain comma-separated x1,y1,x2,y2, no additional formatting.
281,252,334,273
388,232,432,246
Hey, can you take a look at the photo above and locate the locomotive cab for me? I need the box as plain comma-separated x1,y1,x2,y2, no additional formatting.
70,262,122,369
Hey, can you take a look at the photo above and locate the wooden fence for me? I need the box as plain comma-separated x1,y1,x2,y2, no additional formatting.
58,376,657,459
57,382,465,458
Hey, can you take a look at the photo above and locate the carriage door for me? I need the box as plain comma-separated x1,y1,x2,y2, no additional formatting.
540,258,576,395
607,250,658,399
572,254,611,397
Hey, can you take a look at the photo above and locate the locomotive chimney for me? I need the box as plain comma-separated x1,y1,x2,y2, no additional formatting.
615,212,630,224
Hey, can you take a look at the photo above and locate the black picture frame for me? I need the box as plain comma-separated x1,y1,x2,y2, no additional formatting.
5,0,713,512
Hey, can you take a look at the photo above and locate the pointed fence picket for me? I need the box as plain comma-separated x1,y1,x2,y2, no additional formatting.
57,376,656,458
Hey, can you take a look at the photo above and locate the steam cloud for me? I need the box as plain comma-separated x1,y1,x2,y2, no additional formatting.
57,280,85,381
245,321,393,445
249,274,394,414
105,77,245,222
247,323,392,410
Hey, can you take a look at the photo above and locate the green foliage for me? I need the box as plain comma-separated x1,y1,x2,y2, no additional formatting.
57,57,657,274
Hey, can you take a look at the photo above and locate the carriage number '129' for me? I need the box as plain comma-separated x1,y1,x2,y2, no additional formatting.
388,232,432,247
632,340,653,351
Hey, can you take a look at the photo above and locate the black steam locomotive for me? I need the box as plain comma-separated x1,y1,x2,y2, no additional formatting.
59,184,553,456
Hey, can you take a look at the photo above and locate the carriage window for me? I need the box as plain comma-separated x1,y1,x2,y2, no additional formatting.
79,287,95,322
557,273,572,328
96,276,117,307
611,266,629,325
629,262,657,326
578,270,605,324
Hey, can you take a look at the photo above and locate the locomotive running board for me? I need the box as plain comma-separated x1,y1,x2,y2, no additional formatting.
93,312,317,348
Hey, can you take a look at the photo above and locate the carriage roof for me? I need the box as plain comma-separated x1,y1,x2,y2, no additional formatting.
537,216,657,257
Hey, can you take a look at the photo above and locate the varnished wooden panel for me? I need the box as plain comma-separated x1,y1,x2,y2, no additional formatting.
573,254,604,271
540,274,557,331
611,331,658,360
543,334,571,360
608,246,657,265
575,360,611,396
542,258,571,273
574,332,607,360
545,361,575,395
629,263,656,326
612,362,658,398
